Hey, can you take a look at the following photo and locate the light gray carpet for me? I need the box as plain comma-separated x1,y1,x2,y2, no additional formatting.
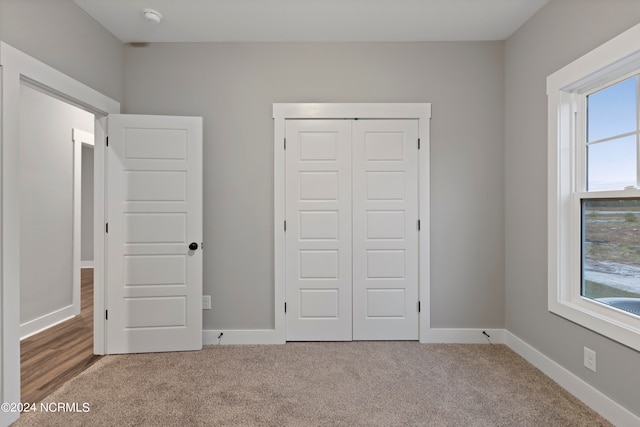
15,343,611,426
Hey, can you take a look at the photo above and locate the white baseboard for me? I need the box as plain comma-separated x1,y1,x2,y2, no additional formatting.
206,328,505,345
505,331,639,427
203,329,284,345
421,328,506,344
81,261,94,268
20,304,78,340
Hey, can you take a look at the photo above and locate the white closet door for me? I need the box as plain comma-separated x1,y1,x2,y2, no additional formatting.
352,120,419,340
285,120,352,341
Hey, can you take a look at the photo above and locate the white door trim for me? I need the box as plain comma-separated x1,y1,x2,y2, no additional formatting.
273,103,431,343
0,42,119,425
72,128,95,316
74,129,95,273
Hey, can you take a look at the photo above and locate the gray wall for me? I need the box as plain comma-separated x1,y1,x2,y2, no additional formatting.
505,0,640,417
0,0,123,103
81,146,94,263
19,84,94,326
123,42,506,330
2,0,639,419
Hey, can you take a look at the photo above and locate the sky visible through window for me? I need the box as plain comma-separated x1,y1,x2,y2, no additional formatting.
587,76,638,191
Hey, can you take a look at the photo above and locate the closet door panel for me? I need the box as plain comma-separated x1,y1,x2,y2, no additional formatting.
352,120,419,340
285,120,352,341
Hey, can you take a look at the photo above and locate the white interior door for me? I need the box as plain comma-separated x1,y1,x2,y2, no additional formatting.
352,120,419,340
285,118,419,341
285,120,353,340
106,114,203,354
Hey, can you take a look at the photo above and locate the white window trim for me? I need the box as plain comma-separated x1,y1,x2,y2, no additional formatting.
548,23,640,352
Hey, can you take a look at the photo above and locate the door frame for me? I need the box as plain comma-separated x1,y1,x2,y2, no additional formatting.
273,103,432,343
0,42,119,424
73,129,94,319
74,128,96,270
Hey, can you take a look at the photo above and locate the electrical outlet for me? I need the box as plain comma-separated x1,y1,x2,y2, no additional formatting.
202,295,211,310
584,347,596,372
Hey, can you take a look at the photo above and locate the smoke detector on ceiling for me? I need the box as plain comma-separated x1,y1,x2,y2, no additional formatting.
142,8,162,24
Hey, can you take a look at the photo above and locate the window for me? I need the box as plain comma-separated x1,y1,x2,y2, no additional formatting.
548,23,640,351
582,77,640,314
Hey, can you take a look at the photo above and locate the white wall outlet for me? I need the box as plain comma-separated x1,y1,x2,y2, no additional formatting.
202,295,211,310
584,347,596,372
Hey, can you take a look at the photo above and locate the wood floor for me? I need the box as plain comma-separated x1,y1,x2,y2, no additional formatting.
20,268,102,403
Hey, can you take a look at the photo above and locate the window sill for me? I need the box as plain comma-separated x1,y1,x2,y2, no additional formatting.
549,296,640,351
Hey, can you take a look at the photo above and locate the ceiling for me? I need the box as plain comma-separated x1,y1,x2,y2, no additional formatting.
72,0,550,43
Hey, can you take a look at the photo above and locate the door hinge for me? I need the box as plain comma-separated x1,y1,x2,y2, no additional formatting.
417,220,421,231
418,138,420,149
284,138,286,150
105,223,109,233
284,220,287,232
105,310,109,320
106,136,109,147
418,301,421,313
284,302,287,313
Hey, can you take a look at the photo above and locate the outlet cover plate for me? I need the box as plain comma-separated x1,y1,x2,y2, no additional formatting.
584,347,596,372
203,295,211,310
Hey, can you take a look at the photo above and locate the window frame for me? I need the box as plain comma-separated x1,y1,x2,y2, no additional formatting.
548,23,640,352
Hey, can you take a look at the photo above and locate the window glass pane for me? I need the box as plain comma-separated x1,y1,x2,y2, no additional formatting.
587,135,636,191
587,76,637,142
582,199,640,317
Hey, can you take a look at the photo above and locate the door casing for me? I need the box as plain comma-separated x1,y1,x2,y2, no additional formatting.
0,42,120,426
273,103,431,343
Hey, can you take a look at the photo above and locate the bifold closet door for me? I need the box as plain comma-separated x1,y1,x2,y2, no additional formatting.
285,118,419,341
352,120,419,340
285,120,353,341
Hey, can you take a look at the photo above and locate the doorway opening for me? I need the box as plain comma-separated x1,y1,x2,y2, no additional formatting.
17,83,101,403
1,42,120,420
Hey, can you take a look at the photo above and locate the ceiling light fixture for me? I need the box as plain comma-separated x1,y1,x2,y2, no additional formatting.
142,8,162,24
